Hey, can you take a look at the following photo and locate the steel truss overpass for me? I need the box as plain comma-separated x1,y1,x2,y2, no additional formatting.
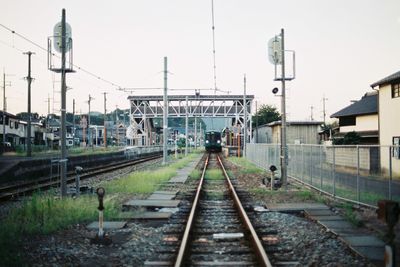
127,94,254,145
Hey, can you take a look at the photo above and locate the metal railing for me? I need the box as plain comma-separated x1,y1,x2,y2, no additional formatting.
246,143,400,208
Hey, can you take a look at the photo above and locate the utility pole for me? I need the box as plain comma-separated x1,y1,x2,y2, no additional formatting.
45,95,50,147
115,105,119,146
2,70,11,152
72,99,75,146
194,116,197,150
103,92,107,147
24,51,35,157
255,100,258,143
310,106,314,121
163,57,168,165
243,74,247,158
185,96,188,156
87,94,94,147
280,28,288,190
322,95,328,125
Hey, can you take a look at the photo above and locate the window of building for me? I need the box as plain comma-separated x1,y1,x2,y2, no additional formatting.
392,83,400,98
393,136,400,159
339,116,356,126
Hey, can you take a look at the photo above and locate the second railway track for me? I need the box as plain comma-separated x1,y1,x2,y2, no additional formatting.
0,153,162,201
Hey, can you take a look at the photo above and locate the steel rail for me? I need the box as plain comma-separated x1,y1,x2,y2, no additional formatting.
174,154,209,267
217,155,273,267
0,154,162,201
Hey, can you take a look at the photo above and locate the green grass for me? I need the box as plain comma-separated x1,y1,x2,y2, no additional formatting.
104,167,176,194
0,152,201,265
189,169,202,180
205,169,223,180
249,188,281,197
0,192,119,266
228,157,264,174
338,203,363,227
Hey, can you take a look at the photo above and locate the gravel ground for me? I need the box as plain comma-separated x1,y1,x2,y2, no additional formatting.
2,154,394,266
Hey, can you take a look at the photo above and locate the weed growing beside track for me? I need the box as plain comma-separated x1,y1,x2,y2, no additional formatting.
0,153,201,266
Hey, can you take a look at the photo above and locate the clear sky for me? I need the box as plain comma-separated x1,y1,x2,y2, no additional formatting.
1,0,399,122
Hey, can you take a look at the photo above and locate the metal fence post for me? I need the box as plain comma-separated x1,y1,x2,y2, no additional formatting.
389,146,393,200
301,144,304,182
357,145,360,203
310,145,313,185
320,145,323,190
333,146,336,196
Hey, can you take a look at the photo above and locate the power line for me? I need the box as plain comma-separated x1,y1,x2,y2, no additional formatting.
0,23,124,89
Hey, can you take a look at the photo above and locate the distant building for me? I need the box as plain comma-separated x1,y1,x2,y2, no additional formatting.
371,70,400,177
253,124,272,143
253,121,322,144
331,91,378,144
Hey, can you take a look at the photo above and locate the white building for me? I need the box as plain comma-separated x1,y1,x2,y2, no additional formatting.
371,70,400,177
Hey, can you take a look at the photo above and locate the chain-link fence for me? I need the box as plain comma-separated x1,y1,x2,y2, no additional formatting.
246,143,400,207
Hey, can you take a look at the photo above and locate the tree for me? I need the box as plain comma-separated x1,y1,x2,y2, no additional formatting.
252,104,281,127
333,131,361,145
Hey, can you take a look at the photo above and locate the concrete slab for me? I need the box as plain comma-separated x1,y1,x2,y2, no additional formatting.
351,246,384,261
119,211,173,220
318,220,355,230
310,215,344,221
123,199,181,208
153,190,179,195
144,261,172,266
148,194,176,200
304,209,336,216
86,221,127,230
267,203,329,212
342,235,385,247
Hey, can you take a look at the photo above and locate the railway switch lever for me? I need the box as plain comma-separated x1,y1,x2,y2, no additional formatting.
377,200,399,267
269,165,277,190
91,187,112,245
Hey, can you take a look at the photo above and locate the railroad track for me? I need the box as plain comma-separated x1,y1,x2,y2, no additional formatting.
146,153,272,267
0,153,162,201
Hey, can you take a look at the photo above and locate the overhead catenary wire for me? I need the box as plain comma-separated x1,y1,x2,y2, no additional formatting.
0,23,124,89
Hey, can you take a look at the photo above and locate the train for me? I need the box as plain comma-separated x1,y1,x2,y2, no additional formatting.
204,130,222,152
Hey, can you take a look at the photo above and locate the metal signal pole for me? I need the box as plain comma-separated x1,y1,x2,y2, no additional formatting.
280,28,288,190
60,9,68,197
163,57,168,165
